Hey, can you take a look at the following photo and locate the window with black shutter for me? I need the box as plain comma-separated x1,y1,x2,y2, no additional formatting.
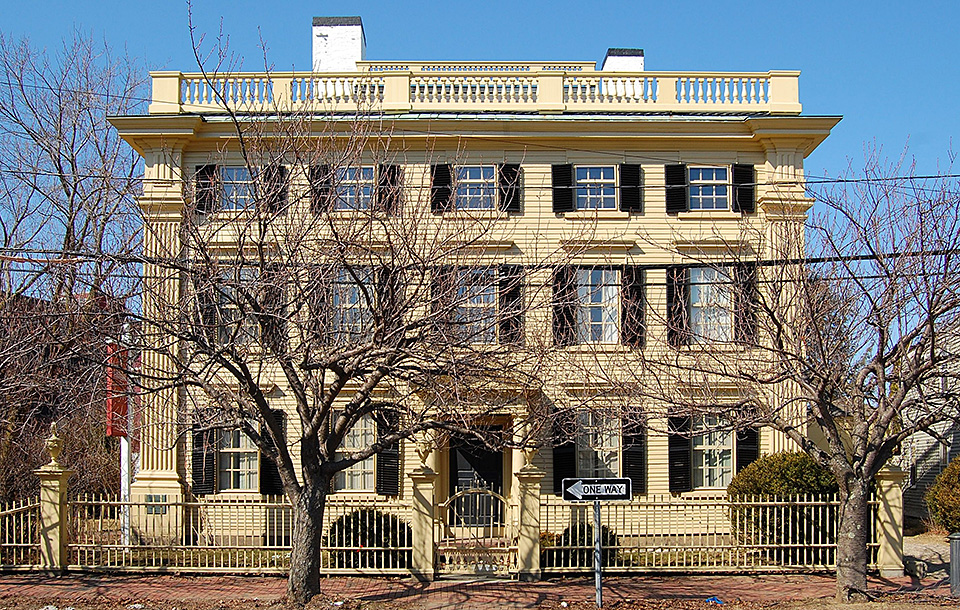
191,423,217,496
621,266,645,348
262,165,288,213
498,265,524,345
664,164,688,214
668,416,693,493
733,263,759,344
552,410,577,495
260,410,286,496
732,164,756,214
498,164,522,213
375,410,401,496
666,267,689,347
622,419,647,495
619,164,643,213
376,165,403,214
552,266,577,346
551,164,574,213
309,165,332,214
194,165,218,214
736,428,760,473
431,164,453,212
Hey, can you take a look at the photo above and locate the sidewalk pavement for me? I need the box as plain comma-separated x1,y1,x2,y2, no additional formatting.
0,573,951,608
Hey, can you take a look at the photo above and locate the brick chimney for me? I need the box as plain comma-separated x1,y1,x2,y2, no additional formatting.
312,16,366,72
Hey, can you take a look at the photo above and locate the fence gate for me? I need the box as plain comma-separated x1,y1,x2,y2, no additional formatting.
435,489,517,577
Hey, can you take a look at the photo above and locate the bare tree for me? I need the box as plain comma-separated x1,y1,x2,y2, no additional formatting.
0,32,145,499
618,152,960,602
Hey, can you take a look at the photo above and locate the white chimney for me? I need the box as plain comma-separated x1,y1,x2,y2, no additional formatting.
601,48,645,72
312,16,366,72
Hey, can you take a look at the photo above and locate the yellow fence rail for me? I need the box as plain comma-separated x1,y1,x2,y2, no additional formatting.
540,494,878,574
67,494,413,574
0,498,40,568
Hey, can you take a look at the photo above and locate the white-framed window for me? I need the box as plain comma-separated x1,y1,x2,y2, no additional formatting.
207,267,261,345
689,267,733,343
330,267,374,342
455,165,497,209
334,414,376,491
454,268,498,343
688,166,729,211
577,268,619,343
692,416,733,488
577,412,620,478
220,166,256,210
218,428,259,491
575,166,617,210
335,167,375,210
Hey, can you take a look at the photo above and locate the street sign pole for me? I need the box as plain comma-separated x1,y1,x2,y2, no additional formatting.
594,499,602,608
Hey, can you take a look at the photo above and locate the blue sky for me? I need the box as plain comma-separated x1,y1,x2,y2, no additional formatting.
4,0,958,179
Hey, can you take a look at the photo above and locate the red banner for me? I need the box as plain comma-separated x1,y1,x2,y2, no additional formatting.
105,343,128,437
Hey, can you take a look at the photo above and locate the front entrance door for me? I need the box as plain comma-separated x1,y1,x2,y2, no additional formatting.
449,432,503,526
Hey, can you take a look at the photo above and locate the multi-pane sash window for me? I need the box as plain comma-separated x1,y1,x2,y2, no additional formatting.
218,428,258,491
455,268,497,343
689,267,733,342
331,268,374,342
688,167,729,210
455,166,497,209
692,416,733,488
334,414,376,491
575,166,617,210
219,166,256,210
577,268,619,343
335,167,375,210
576,412,620,478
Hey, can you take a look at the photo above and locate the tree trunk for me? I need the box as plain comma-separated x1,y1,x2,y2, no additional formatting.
835,477,871,602
287,483,327,605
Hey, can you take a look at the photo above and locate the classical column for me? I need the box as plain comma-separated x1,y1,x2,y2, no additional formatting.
35,425,73,574
875,466,907,578
409,465,438,581
131,145,188,501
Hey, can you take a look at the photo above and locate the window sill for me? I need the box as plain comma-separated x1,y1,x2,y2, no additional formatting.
563,210,634,221
675,211,743,221
436,209,517,219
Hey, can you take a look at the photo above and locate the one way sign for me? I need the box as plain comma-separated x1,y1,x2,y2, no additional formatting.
561,477,632,502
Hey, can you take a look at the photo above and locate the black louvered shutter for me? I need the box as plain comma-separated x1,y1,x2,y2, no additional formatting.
195,165,218,214
732,164,756,214
666,267,689,348
262,165,288,213
498,265,524,345
665,164,688,214
431,265,455,325
309,165,332,214
376,165,403,215
551,164,574,213
736,428,760,473
622,420,647,495
431,164,453,212
376,266,401,329
498,164,522,213
261,268,287,352
375,410,401,496
552,409,577,495
196,286,219,346
260,410,286,496
734,263,758,344
619,164,643,213
621,266,646,348
552,266,577,347
668,416,693,493
191,424,217,495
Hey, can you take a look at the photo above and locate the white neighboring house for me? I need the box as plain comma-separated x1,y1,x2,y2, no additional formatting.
899,335,960,523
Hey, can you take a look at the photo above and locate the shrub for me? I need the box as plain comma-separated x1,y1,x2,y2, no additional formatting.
727,452,838,566
325,509,412,569
541,522,618,569
727,451,837,497
926,455,960,533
